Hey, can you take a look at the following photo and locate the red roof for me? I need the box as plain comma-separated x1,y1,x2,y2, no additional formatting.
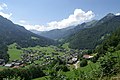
83,55,91,59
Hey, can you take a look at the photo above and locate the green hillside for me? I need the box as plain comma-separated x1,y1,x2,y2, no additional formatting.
65,14,120,49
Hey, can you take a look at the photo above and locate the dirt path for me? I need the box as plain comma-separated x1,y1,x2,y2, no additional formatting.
73,61,79,69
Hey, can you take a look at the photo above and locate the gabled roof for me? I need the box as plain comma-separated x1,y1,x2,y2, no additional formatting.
83,55,93,59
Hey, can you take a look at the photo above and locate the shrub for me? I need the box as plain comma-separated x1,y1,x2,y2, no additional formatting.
80,59,87,67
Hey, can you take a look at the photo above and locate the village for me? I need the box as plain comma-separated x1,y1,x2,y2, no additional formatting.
0,45,94,69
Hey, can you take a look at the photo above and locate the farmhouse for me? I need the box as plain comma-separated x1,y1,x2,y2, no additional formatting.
67,57,78,64
83,55,93,59
14,62,21,66
4,64,14,67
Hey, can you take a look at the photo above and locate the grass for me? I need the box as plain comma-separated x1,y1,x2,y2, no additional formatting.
7,43,23,61
23,46,65,59
63,61,100,79
23,46,55,54
32,76,49,80
62,43,70,50
0,66,7,71
80,61,100,73
8,48,22,61
63,70,76,79
31,36,39,40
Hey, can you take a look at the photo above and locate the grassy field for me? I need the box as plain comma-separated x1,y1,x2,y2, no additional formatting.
63,61,100,79
62,43,70,50
8,49,22,61
24,45,55,53
23,45,64,59
0,66,7,71
7,43,23,61
80,61,100,73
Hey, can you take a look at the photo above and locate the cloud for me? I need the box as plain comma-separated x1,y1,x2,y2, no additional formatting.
19,20,27,24
0,3,12,19
0,12,12,19
21,9,95,31
0,3,7,11
115,13,120,16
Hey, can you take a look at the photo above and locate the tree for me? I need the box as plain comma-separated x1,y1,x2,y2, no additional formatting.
87,49,93,54
55,65,69,72
115,43,120,50
99,53,118,76
91,54,99,63
80,59,88,67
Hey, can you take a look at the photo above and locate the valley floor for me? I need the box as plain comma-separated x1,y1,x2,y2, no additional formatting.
0,43,120,80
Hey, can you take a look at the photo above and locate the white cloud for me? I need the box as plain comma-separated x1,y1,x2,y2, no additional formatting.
0,3,12,19
115,13,120,16
23,25,48,31
21,9,95,31
19,20,27,24
0,12,12,19
0,3,7,11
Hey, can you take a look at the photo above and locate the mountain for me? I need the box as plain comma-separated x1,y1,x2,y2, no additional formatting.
30,26,76,40
0,15,56,48
30,29,43,34
65,13,120,49
96,26,120,54
97,13,115,25
31,20,98,40
0,15,57,62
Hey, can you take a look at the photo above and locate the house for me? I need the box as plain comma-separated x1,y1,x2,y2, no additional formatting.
83,55,93,59
67,56,78,64
4,64,14,67
72,57,78,62
14,62,21,66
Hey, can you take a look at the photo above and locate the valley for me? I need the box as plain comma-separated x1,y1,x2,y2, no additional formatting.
0,43,98,80
1,38,120,80
0,3,120,79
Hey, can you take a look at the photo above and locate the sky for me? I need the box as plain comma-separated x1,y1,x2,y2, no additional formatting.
0,0,120,31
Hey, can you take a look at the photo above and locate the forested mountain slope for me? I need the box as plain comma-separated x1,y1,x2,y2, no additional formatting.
0,15,56,47
65,13,120,49
31,20,97,40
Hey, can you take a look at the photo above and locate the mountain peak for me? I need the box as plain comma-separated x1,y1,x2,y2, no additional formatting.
106,13,115,17
98,13,115,24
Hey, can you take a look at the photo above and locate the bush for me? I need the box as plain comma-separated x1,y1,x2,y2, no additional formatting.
56,65,69,72
99,54,118,76
0,65,45,80
91,54,99,63
87,49,93,54
116,43,120,50
80,59,88,67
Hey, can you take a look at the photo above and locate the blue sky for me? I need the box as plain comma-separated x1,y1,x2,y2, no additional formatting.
0,0,120,31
